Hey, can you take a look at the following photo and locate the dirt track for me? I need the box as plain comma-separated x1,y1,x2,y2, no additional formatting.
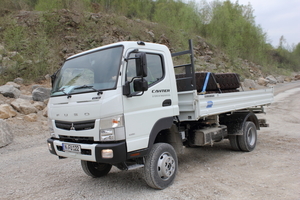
1,82,299,200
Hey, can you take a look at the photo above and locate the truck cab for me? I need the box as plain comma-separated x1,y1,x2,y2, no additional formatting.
47,41,181,188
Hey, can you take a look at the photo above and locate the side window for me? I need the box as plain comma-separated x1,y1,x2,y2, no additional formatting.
146,54,164,85
126,53,164,86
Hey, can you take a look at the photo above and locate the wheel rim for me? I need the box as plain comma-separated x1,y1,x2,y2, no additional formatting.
157,152,176,180
247,126,256,146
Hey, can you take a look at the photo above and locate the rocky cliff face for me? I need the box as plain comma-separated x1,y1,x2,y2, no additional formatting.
1,10,298,85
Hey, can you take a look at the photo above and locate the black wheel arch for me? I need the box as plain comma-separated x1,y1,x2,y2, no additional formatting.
147,117,174,151
220,111,260,136
126,117,174,160
246,112,260,130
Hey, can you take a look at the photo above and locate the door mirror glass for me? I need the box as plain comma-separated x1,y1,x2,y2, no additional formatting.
135,52,147,77
133,78,148,92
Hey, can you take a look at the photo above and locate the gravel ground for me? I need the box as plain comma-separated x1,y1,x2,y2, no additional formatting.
0,82,299,200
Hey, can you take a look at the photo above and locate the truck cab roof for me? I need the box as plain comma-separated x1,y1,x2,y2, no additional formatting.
67,41,170,60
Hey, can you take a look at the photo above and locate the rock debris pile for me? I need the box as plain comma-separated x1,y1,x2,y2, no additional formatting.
0,77,51,147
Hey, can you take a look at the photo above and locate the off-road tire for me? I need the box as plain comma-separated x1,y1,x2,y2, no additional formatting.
81,160,112,177
237,121,257,152
229,135,241,151
144,143,178,189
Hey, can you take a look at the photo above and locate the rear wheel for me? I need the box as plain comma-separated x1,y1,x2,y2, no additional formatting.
81,160,112,177
229,135,241,151
144,143,178,189
237,121,257,152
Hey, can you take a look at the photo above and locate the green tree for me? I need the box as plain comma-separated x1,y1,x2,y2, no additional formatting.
292,43,300,71
203,1,267,63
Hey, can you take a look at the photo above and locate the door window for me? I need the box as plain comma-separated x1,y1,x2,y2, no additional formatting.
126,53,164,87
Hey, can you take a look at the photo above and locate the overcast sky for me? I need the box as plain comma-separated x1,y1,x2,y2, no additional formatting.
204,0,300,48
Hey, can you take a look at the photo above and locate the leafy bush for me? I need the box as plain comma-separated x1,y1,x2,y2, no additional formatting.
3,22,28,52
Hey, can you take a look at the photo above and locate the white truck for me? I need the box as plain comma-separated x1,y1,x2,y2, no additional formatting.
47,40,273,189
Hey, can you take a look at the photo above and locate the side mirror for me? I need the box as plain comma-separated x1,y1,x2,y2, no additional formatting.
50,73,56,87
122,79,148,97
51,69,60,87
135,52,147,77
122,81,130,96
133,78,148,92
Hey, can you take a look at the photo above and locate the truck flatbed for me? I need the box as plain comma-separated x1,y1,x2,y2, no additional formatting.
178,88,274,121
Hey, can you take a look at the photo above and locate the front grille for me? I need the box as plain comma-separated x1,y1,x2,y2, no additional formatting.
59,135,94,143
55,120,95,131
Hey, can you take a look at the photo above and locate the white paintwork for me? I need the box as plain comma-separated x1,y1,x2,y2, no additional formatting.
53,140,98,162
121,46,179,152
177,88,274,121
48,84,124,140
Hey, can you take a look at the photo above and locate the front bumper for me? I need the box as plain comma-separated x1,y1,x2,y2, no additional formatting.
47,138,127,164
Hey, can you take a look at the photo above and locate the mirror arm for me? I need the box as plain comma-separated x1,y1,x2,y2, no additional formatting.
134,91,144,97
125,49,139,62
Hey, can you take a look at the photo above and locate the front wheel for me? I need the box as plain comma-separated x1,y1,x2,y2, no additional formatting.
81,160,112,177
144,143,178,190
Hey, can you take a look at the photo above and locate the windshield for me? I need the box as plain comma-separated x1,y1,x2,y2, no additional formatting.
51,46,123,96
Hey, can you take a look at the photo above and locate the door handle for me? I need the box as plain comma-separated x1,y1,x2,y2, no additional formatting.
162,99,172,107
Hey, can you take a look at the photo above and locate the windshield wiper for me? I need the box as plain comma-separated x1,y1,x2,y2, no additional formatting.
74,85,103,95
55,88,72,99
74,85,94,90
57,88,67,95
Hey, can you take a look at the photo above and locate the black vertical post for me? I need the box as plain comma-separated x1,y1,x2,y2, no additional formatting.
189,39,196,91
172,39,196,92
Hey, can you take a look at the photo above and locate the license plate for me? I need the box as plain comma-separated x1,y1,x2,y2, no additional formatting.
62,143,81,153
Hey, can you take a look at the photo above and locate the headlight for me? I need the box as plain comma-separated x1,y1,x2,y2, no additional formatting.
48,118,54,133
100,115,124,129
100,129,115,141
99,115,124,141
